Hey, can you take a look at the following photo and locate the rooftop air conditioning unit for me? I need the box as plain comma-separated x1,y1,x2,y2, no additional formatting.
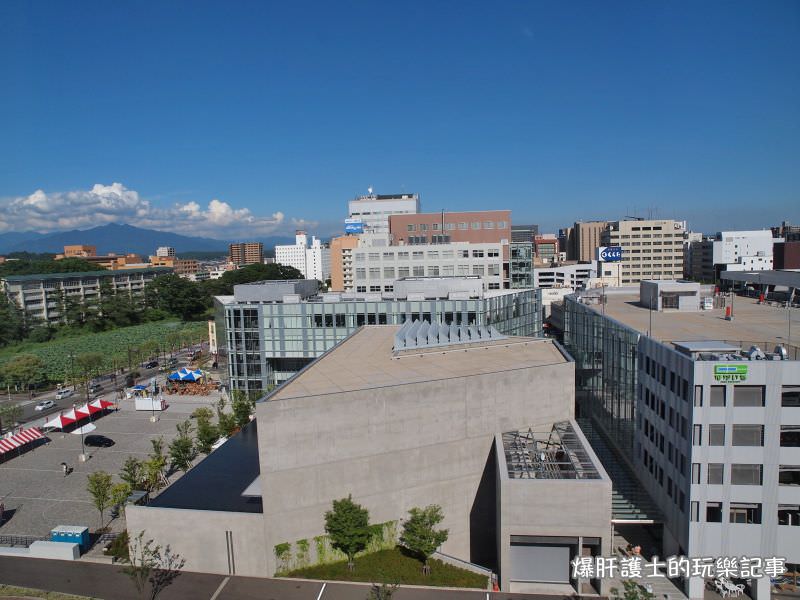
774,345,788,361
745,346,766,360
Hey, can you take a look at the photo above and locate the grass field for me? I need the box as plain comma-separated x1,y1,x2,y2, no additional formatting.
0,320,207,383
0,584,95,599
283,547,488,589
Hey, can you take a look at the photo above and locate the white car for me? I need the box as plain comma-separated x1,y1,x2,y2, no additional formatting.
55,389,74,400
34,399,56,411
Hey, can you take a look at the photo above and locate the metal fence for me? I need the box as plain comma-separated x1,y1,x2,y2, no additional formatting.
0,534,47,547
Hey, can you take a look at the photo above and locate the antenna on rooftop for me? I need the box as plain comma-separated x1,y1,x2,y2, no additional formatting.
367,186,373,195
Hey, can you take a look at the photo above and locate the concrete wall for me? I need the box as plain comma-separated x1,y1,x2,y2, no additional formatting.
257,358,575,575
494,430,613,593
126,506,267,576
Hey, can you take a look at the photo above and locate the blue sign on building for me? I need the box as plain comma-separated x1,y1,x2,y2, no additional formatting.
344,221,364,234
599,246,623,262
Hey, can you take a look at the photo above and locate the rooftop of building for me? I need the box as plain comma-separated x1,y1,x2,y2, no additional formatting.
501,421,603,480
148,420,262,514
584,288,798,353
266,325,564,402
2,267,172,282
351,193,418,201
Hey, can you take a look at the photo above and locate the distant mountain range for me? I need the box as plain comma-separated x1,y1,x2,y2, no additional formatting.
0,223,295,256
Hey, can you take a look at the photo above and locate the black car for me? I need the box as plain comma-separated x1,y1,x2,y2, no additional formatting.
84,435,115,448
143,360,158,369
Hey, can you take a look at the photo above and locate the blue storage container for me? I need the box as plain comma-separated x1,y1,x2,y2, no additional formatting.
50,525,90,553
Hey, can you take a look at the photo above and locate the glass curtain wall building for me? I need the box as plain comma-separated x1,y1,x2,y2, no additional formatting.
217,287,542,392
563,294,640,453
510,242,534,289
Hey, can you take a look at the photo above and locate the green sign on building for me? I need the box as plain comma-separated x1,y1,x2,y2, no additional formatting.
714,364,748,383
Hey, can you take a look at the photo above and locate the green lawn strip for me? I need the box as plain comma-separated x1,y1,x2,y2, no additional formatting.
0,320,206,383
283,547,487,589
0,584,97,599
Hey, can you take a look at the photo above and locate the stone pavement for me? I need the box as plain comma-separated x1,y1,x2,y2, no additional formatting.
0,392,220,537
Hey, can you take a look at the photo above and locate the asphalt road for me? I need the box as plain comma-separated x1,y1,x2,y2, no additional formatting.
1,346,210,427
0,556,568,600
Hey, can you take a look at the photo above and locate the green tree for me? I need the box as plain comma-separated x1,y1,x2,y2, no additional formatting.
168,420,197,472
0,403,23,432
120,456,144,489
0,257,105,277
324,495,371,568
0,295,27,347
143,438,167,492
193,407,218,454
215,397,237,438
230,389,256,428
86,471,114,528
120,531,185,600
399,505,449,571
145,274,209,321
367,583,399,600
202,262,303,296
610,580,656,600
111,482,132,518
0,353,47,392
76,351,105,400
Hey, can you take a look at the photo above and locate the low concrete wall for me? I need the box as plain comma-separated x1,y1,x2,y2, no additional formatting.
0,541,79,560
126,506,267,576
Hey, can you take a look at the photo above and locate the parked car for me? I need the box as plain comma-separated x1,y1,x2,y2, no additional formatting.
34,399,56,411
143,360,159,369
88,382,102,394
55,388,74,400
84,435,115,448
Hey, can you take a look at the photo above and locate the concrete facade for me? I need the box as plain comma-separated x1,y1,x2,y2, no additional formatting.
348,193,420,233
389,210,511,246
329,235,359,291
274,232,331,282
126,506,267,576
574,221,609,262
533,263,596,290
603,219,686,284
257,327,576,577
228,242,263,266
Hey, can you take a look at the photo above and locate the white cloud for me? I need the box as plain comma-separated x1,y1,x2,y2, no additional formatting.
0,183,314,238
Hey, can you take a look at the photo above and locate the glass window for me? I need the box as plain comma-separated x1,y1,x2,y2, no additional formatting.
706,502,722,522
730,464,763,485
731,425,764,446
779,465,800,486
497,221,507,229
368,252,380,260
781,426,800,447
708,424,725,446
472,265,485,276
458,250,469,258
420,224,428,231
458,222,468,230
412,251,424,260
442,265,454,276
729,503,761,524
691,463,701,484
782,386,800,407
472,250,484,258
412,266,424,276
398,267,410,278
368,267,380,279
355,268,366,279
397,252,409,259
710,386,726,406
484,221,494,229
488,249,499,258
407,224,416,232
694,385,703,406
471,222,480,230
427,266,439,276
382,252,394,260
693,424,703,445
383,267,395,279
690,501,700,522
733,386,765,407
427,251,439,259
778,505,800,526
708,463,723,484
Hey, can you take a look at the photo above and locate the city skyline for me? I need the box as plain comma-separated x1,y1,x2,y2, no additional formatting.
1,1,798,238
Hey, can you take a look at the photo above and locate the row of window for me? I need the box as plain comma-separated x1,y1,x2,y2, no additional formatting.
690,502,800,526
692,424,800,447
692,463,800,486
354,265,501,279
405,221,507,232
356,249,501,261
642,448,686,513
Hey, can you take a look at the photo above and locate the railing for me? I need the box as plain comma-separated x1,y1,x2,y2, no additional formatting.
432,550,494,581
0,534,48,547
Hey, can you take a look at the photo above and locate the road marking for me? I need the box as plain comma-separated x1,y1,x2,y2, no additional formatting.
209,576,230,600
315,582,327,600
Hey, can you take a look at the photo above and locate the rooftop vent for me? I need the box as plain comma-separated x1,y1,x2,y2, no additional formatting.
393,319,507,351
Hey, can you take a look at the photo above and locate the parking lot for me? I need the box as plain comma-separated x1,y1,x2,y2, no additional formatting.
0,390,223,537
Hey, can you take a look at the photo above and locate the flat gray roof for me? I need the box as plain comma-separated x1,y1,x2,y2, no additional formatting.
673,341,742,354
2,267,171,282
720,269,800,288
267,325,563,401
598,292,798,350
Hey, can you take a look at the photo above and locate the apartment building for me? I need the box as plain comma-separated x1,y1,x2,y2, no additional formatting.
350,242,507,293
62,245,96,258
274,231,330,281
602,219,686,284
511,224,539,243
388,210,511,246
533,235,559,263
329,235,359,291
2,268,171,323
214,278,541,390
149,256,200,276
228,242,263,266
347,192,420,233
562,285,800,600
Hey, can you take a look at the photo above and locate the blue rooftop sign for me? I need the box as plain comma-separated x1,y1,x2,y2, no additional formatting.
598,246,623,262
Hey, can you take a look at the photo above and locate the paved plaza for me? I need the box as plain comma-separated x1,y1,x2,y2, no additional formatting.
0,391,223,537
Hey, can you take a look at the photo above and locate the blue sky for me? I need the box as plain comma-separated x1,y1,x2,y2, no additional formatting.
0,1,798,238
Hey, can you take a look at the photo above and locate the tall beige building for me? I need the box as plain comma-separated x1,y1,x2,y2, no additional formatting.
229,242,263,266
329,235,359,291
603,219,686,284
573,221,609,262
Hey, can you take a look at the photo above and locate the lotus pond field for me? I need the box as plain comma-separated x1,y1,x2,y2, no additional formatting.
0,320,207,383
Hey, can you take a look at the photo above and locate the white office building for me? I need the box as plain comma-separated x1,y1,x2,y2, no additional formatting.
275,231,331,282
688,230,781,283
347,193,420,233
532,263,597,290
350,241,507,293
